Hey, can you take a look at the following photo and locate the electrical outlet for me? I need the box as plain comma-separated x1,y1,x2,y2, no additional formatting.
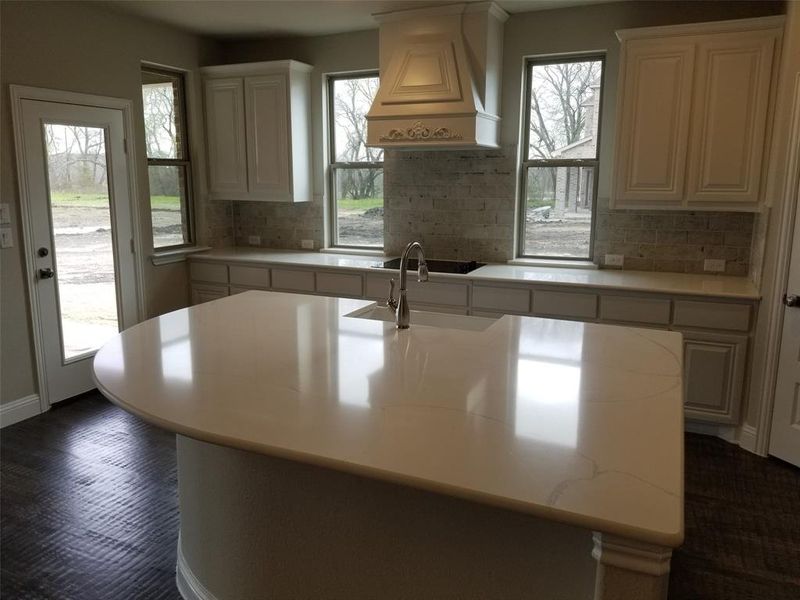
0,227,13,249
604,254,624,267
247,235,261,246
301,239,314,250
0,203,10,224
703,259,726,273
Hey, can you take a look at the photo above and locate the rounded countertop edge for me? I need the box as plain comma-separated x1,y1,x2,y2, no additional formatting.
92,369,684,549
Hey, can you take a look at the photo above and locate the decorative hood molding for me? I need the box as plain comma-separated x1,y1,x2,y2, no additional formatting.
367,2,508,150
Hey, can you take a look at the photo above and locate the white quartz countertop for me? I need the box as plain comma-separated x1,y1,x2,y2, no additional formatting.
94,291,684,547
191,247,759,300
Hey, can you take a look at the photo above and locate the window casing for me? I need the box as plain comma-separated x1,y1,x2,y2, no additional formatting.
518,55,605,260
141,66,194,251
327,73,383,249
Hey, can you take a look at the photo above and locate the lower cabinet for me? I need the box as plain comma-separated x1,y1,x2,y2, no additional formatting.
191,283,228,305
187,256,756,426
679,330,748,424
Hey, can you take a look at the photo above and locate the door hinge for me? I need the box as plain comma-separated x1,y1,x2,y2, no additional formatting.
130,238,135,254
123,138,128,154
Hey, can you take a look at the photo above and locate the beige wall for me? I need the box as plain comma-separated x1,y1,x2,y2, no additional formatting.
0,1,220,404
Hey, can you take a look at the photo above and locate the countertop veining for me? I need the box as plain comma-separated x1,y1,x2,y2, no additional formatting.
190,247,759,300
94,291,684,546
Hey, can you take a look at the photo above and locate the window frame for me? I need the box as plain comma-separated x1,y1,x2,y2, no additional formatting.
141,65,195,252
326,71,383,250
517,54,606,261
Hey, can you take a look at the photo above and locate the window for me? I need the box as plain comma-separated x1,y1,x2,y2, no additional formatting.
327,73,383,248
519,56,604,259
141,66,193,250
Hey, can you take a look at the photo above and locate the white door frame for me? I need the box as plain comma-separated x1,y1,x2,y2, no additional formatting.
10,85,146,413
754,72,800,455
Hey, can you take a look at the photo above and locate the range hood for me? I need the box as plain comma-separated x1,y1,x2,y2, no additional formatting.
366,2,508,149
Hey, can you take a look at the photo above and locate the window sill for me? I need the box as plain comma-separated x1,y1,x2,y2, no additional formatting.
151,246,211,266
321,247,386,257
508,258,598,270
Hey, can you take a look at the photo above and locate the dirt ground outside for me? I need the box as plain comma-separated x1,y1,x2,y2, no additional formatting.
50,202,182,357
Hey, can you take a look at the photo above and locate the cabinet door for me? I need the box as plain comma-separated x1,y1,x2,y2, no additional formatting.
612,39,696,206
245,75,291,201
191,283,229,305
680,330,748,424
686,31,776,206
204,78,248,197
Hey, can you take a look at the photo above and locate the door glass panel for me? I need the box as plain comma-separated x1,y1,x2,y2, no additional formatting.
44,123,120,361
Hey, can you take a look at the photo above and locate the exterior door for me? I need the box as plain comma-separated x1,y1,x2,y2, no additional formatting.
770,175,800,466
18,99,138,403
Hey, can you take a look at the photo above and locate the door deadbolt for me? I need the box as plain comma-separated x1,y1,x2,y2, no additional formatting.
784,294,799,308
38,247,49,257
38,267,54,279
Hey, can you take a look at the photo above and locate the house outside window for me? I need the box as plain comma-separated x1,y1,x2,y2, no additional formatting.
327,73,383,248
141,66,194,250
519,56,604,259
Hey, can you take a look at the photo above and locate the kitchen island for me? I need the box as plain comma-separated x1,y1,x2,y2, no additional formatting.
93,290,684,600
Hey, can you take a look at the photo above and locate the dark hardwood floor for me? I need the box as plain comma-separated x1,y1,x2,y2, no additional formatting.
1,392,798,599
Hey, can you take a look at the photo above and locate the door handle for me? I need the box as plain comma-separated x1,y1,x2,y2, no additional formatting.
38,267,55,279
784,294,799,307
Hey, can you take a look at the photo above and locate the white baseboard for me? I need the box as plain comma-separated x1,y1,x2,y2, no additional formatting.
685,420,738,442
0,394,42,428
737,424,759,454
176,535,220,600
685,420,763,455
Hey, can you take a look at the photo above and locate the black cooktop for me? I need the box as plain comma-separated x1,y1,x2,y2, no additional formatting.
376,258,485,274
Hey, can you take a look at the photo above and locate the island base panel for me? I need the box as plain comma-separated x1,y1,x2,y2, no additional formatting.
176,436,672,600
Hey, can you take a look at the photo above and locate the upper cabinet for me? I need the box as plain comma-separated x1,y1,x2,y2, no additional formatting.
611,17,784,211
201,61,313,202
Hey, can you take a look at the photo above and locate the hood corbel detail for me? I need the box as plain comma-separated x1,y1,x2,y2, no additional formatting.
380,121,463,142
367,2,508,150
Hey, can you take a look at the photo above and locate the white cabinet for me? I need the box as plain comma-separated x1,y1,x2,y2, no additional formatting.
202,61,313,203
679,330,748,424
191,283,228,305
686,31,776,205
612,17,782,211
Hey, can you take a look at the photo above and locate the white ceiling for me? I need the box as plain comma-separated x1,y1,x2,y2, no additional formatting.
105,0,617,38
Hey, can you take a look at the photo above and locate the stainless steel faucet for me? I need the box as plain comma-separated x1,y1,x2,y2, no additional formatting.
386,241,429,329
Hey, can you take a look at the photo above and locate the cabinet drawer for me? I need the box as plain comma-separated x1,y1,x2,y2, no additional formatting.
365,276,468,307
190,262,228,284
229,265,270,288
673,300,750,332
271,268,315,292
407,280,469,306
316,272,363,297
472,286,530,313
533,290,597,319
600,295,671,325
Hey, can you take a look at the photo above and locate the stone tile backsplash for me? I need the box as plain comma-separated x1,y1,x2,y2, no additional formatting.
383,149,516,262
594,210,754,276
207,146,756,276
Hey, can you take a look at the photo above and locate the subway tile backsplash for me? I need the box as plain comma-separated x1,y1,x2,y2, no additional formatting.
207,147,755,276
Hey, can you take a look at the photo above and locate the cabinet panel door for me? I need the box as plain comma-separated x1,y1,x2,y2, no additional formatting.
204,78,248,197
613,40,696,206
681,330,747,424
686,31,776,205
245,75,291,201
191,283,229,305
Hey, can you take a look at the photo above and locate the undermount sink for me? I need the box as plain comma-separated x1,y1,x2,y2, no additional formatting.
346,303,499,332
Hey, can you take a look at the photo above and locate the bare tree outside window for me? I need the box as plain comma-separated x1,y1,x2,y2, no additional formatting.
329,74,383,248
141,67,193,250
520,57,604,259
